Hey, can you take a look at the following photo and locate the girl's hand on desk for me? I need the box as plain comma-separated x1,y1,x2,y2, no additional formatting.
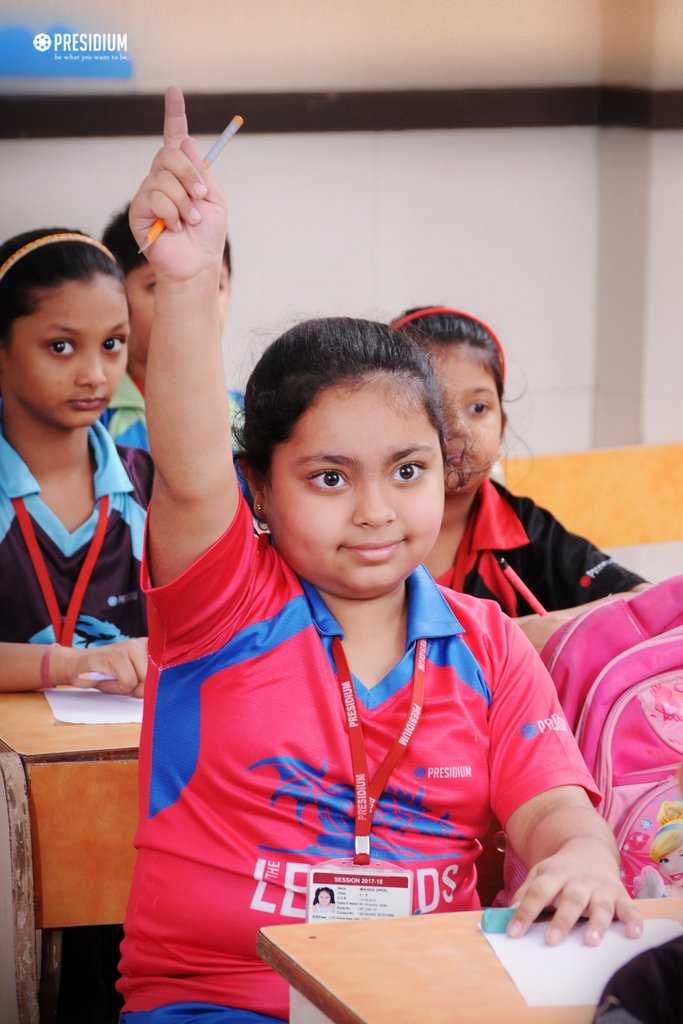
509,836,642,946
53,637,148,698
506,789,643,946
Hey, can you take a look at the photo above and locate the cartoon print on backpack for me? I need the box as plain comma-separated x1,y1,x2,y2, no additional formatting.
503,578,683,905
639,678,683,751
633,765,683,899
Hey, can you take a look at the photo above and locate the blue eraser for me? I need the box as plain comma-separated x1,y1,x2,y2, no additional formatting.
481,907,516,933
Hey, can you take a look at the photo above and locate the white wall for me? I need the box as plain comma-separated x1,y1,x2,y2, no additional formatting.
1,125,602,456
644,132,683,443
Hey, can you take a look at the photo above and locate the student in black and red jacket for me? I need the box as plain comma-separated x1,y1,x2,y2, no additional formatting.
391,306,648,651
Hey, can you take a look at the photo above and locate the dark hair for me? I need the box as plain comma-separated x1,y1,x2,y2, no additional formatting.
391,306,505,403
102,203,232,277
313,887,336,905
237,317,446,477
0,228,124,347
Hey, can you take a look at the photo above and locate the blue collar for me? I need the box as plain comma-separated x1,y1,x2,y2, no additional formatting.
0,409,133,501
300,564,464,646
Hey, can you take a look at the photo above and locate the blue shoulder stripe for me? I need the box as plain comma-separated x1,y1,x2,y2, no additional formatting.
428,634,492,704
148,594,312,817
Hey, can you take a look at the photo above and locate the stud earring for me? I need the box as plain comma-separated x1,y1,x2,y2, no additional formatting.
254,503,269,532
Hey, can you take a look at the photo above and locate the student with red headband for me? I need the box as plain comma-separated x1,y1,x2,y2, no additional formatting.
390,306,648,650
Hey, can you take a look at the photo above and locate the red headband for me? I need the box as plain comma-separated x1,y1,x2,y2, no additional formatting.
390,305,506,382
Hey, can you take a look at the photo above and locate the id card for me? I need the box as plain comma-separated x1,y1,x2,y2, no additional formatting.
306,859,413,923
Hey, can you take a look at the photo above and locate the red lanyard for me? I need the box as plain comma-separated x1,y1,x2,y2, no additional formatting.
11,495,110,647
332,635,427,865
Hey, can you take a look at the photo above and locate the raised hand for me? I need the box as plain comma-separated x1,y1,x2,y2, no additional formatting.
128,86,227,280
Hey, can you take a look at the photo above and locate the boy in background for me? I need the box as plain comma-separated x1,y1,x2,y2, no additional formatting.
100,204,241,450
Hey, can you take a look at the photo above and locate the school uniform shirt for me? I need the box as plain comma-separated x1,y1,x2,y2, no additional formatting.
100,371,246,454
436,478,645,617
0,417,152,645
118,495,599,1021
99,371,148,450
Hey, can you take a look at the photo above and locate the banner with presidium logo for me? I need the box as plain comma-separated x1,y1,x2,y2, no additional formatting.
1,19,133,79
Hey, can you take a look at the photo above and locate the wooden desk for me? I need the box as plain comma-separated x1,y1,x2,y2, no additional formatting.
0,691,140,1024
258,900,683,1024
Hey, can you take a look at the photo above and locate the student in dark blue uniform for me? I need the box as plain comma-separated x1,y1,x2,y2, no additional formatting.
0,227,154,1022
0,228,151,693
391,307,647,650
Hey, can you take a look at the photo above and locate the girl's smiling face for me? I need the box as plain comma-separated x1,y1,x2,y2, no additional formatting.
249,375,445,606
0,273,129,437
424,344,505,498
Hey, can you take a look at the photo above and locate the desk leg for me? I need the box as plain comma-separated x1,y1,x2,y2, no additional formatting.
290,988,334,1024
38,929,62,1024
0,750,39,1024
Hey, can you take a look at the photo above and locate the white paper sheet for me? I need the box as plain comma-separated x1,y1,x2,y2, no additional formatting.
44,687,143,724
483,917,683,1006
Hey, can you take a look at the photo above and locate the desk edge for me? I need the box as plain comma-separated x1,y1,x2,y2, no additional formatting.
257,928,365,1024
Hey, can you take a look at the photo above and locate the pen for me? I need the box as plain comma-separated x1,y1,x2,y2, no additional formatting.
139,114,244,253
497,556,548,616
77,672,119,682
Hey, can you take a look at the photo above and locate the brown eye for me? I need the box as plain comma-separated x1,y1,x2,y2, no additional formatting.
393,463,423,482
311,470,345,489
49,339,73,355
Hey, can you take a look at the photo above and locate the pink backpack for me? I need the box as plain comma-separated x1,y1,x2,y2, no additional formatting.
541,577,683,728
542,577,683,897
496,577,683,903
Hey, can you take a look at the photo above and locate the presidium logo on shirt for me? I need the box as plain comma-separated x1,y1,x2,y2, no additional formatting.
107,591,140,607
414,765,473,780
579,557,614,588
520,714,569,739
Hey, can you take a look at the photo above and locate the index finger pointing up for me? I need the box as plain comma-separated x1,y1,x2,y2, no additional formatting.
163,85,189,148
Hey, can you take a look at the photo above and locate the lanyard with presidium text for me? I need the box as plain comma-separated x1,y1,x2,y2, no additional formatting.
11,495,110,647
331,634,427,866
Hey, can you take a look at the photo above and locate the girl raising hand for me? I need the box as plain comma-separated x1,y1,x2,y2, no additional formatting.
119,88,641,1024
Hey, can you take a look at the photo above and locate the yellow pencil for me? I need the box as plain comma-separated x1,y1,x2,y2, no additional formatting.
140,114,244,253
